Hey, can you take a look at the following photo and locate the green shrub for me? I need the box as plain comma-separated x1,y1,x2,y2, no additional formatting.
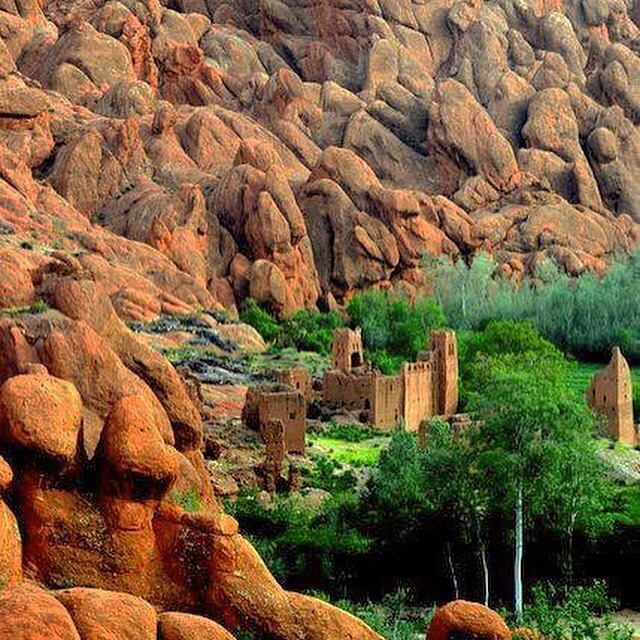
367,349,405,374
512,582,633,640
240,300,344,355
240,299,282,343
170,488,202,513
304,455,358,493
312,421,376,443
280,309,344,355
458,320,574,409
3,298,50,318
309,589,435,640
347,290,446,367
226,490,371,587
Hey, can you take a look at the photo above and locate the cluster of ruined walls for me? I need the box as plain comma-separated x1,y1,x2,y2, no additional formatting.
372,374,403,429
402,361,433,431
332,327,364,373
323,329,459,430
322,369,377,412
275,367,313,401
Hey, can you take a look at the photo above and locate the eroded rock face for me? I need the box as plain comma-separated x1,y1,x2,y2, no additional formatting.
0,0,637,316
0,266,383,640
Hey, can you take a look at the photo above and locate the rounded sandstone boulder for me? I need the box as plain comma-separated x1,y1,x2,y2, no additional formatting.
0,583,80,640
0,498,22,588
427,600,511,640
0,373,82,464
100,395,178,484
0,456,12,492
55,588,157,640
158,612,237,640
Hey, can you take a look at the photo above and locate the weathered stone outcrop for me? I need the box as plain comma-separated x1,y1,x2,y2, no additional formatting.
0,266,382,640
0,0,638,316
427,600,512,640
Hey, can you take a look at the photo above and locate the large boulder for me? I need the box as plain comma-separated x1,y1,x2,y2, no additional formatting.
427,600,511,640
428,80,521,195
158,612,237,640
0,583,80,640
0,373,82,464
99,394,178,484
0,457,21,588
55,588,157,640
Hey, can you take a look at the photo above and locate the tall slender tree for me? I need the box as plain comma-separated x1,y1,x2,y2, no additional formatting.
469,353,606,619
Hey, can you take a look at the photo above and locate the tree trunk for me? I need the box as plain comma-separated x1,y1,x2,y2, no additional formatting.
514,485,524,620
446,541,459,600
480,540,490,607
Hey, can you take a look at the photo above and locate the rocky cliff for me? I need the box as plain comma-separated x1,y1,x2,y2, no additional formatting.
0,0,638,318
0,1,638,635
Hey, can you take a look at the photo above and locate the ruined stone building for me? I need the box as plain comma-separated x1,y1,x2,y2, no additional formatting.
275,366,313,401
323,328,458,430
587,347,636,446
243,384,306,453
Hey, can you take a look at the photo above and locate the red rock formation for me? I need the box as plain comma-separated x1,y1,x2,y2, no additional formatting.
427,600,512,640
0,267,382,639
0,0,637,316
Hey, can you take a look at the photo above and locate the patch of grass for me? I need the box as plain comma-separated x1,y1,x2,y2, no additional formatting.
170,488,202,513
308,589,435,640
2,298,49,317
308,435,389,467
311,421,377,443
163,346,198,365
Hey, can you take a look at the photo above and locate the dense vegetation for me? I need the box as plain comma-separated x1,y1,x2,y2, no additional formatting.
235,254,639,638
240,298,344,356
346,292,445,373
428,250,640,364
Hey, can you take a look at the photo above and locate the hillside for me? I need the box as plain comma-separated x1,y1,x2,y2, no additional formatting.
0,0,639,320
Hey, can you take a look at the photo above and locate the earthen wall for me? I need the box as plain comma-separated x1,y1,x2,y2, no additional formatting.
430,330,458,417
587,347,636,445
372,375,403,429
257,391,306,453
402,360,433,431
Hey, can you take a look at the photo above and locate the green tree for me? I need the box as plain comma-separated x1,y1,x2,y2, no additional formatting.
422,419,492,604
469,355,609,619
347,291,445,369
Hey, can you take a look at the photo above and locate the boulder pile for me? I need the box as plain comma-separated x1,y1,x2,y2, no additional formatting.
0,0,638,317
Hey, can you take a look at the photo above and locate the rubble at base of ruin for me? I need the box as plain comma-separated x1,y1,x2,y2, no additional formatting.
587,347,637,446
323,328,459,430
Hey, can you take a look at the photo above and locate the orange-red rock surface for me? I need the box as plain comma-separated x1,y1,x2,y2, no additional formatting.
427,600,512,640
0,263,383,638
0,0,639,636
0,0,638,318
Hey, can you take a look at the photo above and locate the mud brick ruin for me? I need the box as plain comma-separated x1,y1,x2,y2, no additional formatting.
323,328,458,430
275,367,313,401
243,384,306,454
261,419,286,493
587,347,637,446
